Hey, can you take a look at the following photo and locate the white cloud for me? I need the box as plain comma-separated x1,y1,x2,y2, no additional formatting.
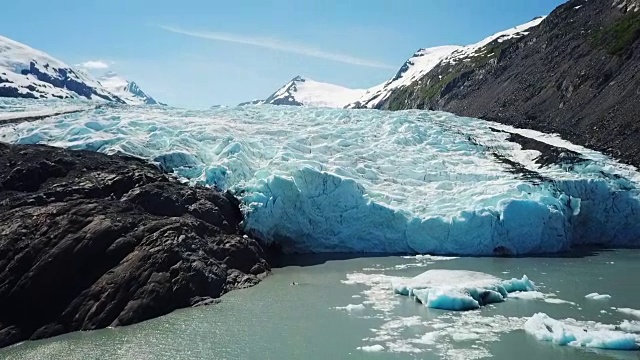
77,60,110,69
159,25,396,70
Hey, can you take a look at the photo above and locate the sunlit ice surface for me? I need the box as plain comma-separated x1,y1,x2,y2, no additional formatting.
1,100,639,255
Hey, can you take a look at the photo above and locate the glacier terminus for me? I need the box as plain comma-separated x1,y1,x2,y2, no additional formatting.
2,101,640,256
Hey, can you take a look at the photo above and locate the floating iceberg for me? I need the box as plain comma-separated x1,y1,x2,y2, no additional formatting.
392,270,535,311
507,291,576,305
507,291,546,300
2,101,640,254
357,344,385,352
335,303,366,312
524,313,640,350
620,320,640,333
585,292,612,300
617,308,640,318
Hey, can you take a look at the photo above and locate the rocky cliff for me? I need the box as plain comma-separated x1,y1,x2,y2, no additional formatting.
381,0,640,167
0,143,269,347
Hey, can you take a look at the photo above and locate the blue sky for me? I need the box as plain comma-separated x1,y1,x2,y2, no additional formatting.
0,0,565,108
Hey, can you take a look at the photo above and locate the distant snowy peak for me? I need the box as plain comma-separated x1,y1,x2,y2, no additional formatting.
0,34,122,102
98,71,158,105
346,46,461,109
261,76,366,108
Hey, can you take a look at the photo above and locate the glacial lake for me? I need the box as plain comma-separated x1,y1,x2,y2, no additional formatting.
2,249,640,360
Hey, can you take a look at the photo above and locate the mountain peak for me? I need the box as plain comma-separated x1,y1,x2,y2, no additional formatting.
345,45,461,109
0,34,123,102
98,72,159,106
345,17,546,110
243,77,365,108
291,75,306,82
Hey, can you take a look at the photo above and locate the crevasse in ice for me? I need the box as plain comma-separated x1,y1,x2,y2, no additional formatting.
1,101,640,254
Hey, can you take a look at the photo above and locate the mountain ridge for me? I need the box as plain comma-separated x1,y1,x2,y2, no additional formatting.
346,45,462,109
0,35,159,105
253,17,545,111
98,71,159,105
379,0,640,168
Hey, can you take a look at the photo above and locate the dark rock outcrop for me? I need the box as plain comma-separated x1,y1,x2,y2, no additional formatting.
0,85,38,99
382,0,640,168
0,143,270,347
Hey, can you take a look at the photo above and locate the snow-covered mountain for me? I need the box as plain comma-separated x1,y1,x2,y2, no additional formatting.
250,76,366,108
0,35,122,102
253,18,545,111
346,17,545,109
98,71,158,105
346,46,461,109
440,16,545,66
0,35,159,105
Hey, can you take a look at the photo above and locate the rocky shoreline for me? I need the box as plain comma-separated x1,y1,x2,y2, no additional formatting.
0,142,270,348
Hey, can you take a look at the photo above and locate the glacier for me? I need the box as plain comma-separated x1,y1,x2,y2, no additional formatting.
1,100,640,255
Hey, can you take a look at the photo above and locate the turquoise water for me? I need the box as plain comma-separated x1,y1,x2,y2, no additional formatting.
2,250,640,360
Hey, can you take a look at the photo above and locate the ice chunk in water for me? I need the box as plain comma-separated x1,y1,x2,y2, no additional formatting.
392,270,535,311
617,308,640,318
336,304,366,312
585,292,611,300
524,313,640,350
357,344,385,352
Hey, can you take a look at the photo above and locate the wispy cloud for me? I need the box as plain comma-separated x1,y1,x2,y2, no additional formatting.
159,25,395,70
76,60,110,69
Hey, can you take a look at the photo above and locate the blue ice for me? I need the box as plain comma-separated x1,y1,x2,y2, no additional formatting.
1,101,640,254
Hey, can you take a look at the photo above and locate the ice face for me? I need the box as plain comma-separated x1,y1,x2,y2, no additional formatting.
1,101,640,254
392,270,535,311
524,313,640,350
